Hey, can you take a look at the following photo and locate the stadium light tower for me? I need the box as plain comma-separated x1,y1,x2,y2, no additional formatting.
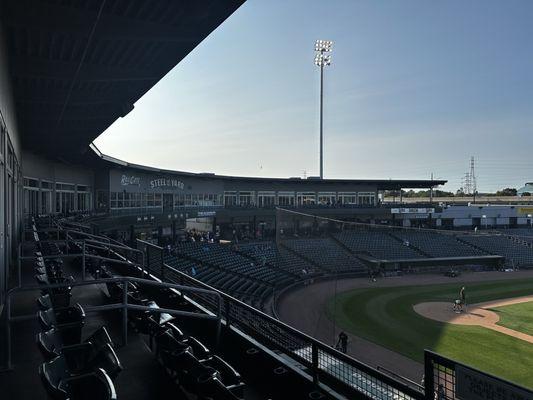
315,39,333,180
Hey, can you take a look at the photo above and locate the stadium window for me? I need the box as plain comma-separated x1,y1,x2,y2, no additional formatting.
0,122,4,159
154,193,162,207
41,190,52,214
56,183,75,191
146,193,154,207
318,192,336,205
277,191,295,206
23,188,38,217
7,144,14,171
76,185,91,211
175,193,184,207
55,182,76,213
338,192,357,205
110,192,118,209
117,192,124,208
358,192,376,206
23,177,40,216
41,180,52,190
296,192,316,206
257,191,275,207
125,192,132,208
24,177,39,188
224,191,237,207
238,191,255,206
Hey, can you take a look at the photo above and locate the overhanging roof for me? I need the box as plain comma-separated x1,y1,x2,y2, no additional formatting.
2,0,245,158
89,145,447,189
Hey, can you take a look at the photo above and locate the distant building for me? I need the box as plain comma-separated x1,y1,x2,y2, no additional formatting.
517,182,533,196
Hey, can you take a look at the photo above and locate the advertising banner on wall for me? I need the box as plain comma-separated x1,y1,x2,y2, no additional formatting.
390,208,435,214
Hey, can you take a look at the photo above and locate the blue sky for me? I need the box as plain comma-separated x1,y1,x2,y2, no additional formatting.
94,0,533,192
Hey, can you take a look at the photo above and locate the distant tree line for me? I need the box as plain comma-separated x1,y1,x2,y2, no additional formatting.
385,187,522,198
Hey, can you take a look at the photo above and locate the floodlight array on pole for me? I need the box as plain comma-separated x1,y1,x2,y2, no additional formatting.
314,39,333,179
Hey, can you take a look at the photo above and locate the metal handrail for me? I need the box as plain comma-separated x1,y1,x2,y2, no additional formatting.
2,276,222,371
377,365,424,391
81,239,146,281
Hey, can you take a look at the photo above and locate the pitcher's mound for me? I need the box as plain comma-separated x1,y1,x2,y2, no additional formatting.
413,302,499,326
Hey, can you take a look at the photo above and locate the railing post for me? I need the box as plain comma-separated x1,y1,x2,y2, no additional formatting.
122,280,128,346
215,296,222,351
82,240,86,281
160,251,165,280
424,350,434,400
17,245,21,288
225,298,231,328
6,294,12,370
312,342,319,385
146,245,150,278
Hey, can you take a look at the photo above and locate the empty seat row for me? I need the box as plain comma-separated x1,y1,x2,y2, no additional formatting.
391,230,487,258
35,292,119,399
334,231,424,260
30,225,120,399
282,238,367,274
119,277,246,399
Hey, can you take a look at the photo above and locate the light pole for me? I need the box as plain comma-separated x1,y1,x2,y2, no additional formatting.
315,39,333,180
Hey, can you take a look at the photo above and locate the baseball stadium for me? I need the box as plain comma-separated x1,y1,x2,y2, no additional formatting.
0,1,532,400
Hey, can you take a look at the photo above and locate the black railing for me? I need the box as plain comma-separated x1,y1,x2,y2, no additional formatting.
424,350,533,400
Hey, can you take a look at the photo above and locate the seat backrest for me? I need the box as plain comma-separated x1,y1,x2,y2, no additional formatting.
58,368,117,400
37,329,63,359
88,343,122,380
165,322,184,340
206,355,241,385
187,336,210,360
85,326,114,350
38,308,56,330
39,355,69,395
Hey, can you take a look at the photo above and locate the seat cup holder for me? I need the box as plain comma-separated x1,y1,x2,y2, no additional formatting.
309,391,326,399
246,348,259,356
273,366,287,375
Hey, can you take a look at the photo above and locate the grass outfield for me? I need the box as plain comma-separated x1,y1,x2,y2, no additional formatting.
491,301,533,336
326,278,533,389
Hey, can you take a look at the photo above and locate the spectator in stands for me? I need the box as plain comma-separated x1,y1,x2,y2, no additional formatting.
336,332,348,353
191,266,197,276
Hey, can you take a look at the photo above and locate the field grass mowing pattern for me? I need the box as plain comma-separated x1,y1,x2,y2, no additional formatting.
326,278,533,389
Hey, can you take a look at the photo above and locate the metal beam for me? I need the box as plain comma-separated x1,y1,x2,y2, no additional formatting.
4,0,200,43
14,86,137,105
10,55,159,82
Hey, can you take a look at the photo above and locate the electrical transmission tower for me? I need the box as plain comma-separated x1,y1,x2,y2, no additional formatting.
461,157,477,196
469,156,477,195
